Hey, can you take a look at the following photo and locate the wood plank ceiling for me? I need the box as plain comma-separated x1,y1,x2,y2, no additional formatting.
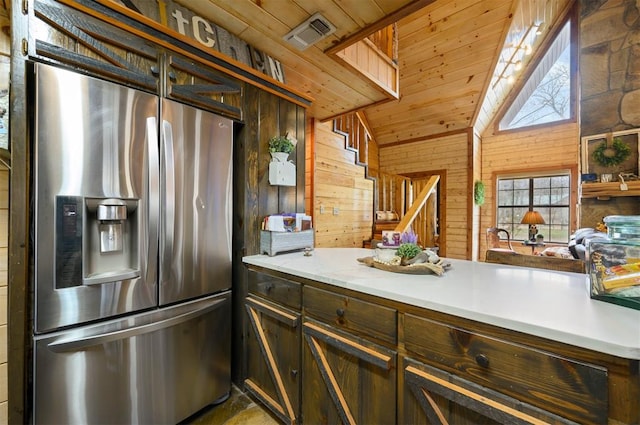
177,0,572,146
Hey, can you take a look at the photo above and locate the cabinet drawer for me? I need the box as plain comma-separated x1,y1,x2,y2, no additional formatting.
403,313,607,424
248,271,301,310
303,286,397,345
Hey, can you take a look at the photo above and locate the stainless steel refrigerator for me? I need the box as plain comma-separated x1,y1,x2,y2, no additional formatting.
30,62,233,424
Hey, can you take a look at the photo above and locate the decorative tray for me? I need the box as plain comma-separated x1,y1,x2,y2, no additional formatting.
357,256,451,276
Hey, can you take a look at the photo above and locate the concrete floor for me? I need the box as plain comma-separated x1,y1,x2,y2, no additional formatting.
183,385,279,425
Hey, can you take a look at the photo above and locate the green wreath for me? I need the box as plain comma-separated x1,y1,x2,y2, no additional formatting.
593,137,631,167
474,180,485,206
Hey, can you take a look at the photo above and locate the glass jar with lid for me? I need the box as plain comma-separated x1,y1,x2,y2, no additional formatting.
586,215,640,310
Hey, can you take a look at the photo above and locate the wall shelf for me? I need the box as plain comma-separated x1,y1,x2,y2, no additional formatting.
581,181,640,199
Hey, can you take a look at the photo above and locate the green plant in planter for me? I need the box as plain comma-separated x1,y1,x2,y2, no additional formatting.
268,135,295,154
396,243,421,261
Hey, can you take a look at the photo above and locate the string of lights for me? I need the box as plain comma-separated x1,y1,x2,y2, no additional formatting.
492,21,544,89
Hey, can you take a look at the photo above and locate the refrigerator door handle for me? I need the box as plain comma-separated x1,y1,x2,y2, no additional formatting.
225,154,233,260
47,298,226,353
162,119,176,262
83,269,140,286
147,117,160,275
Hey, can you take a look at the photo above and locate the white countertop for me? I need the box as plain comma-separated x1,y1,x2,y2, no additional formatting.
243,248,640,360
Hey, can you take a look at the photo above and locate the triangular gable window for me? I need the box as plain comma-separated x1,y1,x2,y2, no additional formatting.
499,19,573,131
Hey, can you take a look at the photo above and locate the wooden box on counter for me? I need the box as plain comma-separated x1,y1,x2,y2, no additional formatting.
260,230,314,256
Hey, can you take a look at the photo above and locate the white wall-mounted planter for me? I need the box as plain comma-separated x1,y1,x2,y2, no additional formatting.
269,152,296,186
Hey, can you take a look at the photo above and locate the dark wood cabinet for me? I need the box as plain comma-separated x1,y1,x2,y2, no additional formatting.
301,285,398,424
244,265,640,425
301,319,397,425
402,314,608,424
402,356,578,425
245,272,302,425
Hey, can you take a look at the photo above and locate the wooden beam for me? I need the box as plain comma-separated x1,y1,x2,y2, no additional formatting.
318,96,397,123
379,128,469,149
325,0,437,55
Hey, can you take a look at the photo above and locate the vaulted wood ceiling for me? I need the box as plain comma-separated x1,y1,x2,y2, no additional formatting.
179,0,572,146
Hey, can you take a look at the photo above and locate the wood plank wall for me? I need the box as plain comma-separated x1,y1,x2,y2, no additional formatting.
313,121,374,248
471,131,482,261
379,132,471,260
479,121,579,258
0,164,6,424
305,118,314,217
233,84,306,384
0,20,8,424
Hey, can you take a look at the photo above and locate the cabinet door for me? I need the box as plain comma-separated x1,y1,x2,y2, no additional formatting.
245,296,300,425
302,319,396,425
402,357,579,425
403,313,607,424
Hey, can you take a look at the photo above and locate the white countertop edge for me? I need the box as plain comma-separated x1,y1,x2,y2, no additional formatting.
243,248,640,360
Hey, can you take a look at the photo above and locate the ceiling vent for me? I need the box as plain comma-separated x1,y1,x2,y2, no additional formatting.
283,13,336,51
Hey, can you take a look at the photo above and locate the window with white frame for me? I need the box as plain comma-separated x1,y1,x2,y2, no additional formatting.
496,173,571,243
499,17,575,131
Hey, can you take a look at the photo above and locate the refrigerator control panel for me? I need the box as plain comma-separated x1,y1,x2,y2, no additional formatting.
55,196,83,288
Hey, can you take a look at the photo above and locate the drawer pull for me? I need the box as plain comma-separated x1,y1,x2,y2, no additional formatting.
291,369,298,377
475,354,490,368
336,308,345,317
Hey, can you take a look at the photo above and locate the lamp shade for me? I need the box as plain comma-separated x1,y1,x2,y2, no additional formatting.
521,210,545,225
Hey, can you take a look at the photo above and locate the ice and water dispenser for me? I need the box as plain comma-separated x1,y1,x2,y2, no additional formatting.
55,196,140,288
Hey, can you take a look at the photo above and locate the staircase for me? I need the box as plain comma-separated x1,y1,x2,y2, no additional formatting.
333,111,370,166
332,112,439,250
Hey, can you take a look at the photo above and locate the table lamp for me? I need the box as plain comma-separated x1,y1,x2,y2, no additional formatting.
521,210,545,241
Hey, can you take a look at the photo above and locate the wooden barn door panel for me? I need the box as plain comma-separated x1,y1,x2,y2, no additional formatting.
302,320,396,425
402,357,578,425
245,296,300,424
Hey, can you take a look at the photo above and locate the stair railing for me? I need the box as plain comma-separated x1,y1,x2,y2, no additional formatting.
333,112,369,166
373,171,409,218
394,175,439,248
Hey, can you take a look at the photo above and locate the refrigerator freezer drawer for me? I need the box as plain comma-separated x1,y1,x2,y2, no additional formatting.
33,292,231,424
